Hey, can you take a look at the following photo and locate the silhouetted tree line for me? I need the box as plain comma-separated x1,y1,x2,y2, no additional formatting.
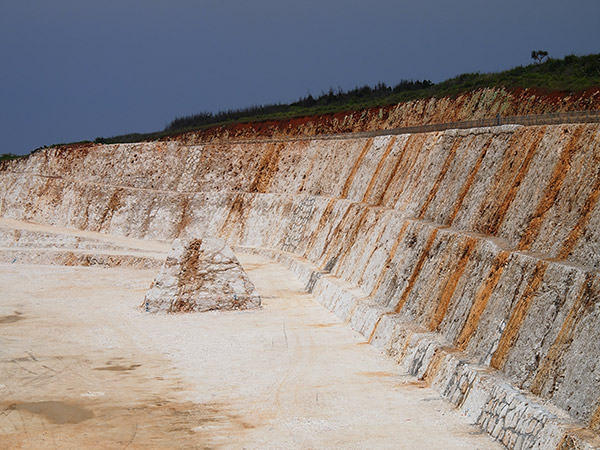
164,79,433,132
292,80,433,107
165,103,291,132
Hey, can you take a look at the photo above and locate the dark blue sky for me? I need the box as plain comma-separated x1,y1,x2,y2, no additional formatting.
1,1,599,155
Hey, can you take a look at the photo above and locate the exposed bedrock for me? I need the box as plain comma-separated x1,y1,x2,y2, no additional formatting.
1,122,600,449
144,238,261,313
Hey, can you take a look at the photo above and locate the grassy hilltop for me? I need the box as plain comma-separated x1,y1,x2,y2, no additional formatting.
4,53,599,159
94,53,600,145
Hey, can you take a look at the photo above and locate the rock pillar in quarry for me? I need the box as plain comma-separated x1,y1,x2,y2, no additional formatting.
144,238,261,313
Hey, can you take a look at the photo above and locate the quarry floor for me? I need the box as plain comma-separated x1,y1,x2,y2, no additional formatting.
0,228,503,449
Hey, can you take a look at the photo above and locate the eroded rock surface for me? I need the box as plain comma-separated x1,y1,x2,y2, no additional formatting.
144,238,260,313
3,112,600,449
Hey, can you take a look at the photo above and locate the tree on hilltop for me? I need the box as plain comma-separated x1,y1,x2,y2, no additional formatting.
531,50,549,64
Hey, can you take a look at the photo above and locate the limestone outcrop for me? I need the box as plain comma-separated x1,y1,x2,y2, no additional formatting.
2,119,600,449
144,238,260,313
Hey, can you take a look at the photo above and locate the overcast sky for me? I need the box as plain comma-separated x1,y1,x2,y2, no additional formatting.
1,1,599,155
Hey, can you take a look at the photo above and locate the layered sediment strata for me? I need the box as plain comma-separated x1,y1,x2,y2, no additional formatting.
0,218,167,268
1,121,600,449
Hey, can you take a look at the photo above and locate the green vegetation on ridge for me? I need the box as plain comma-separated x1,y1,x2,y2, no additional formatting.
0,153,25,162
61,53,600,146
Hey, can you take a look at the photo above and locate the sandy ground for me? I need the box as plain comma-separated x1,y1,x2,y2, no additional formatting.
0,249,503,449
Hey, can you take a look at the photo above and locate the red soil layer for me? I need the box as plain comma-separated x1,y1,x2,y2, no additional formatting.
26,86,600,157
163,87,600,144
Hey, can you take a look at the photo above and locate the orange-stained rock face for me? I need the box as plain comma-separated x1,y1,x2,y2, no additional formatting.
2,90,600,450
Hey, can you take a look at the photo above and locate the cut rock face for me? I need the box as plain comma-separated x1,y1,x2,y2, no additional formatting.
144,238,260,313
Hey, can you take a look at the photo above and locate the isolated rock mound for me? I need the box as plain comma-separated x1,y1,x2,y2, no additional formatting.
144,238,260,313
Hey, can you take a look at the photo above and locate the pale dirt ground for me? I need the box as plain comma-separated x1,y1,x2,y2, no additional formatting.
0,229,504,449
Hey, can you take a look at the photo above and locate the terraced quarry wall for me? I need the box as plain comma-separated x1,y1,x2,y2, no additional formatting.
2,122,600,449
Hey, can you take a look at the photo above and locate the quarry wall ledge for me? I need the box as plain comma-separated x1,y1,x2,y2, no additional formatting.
4,123,599,270
0,248,163,268
100,109,600,147
277,109,600,144
2,174,596,273
235,245,600,450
